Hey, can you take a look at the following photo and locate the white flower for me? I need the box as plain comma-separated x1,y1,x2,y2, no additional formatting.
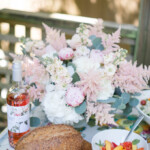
104,53,115,64
67,34,81,49
90,50,104,64
73,57,100,73
25,41,34,52
97,78,115,100
104,64,117,76
46,58,72,88
74,46,90,58
42,45,57,59
42,86,83,125
33,40,45,49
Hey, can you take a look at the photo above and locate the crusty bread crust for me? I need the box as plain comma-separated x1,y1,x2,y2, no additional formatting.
15,124,85,150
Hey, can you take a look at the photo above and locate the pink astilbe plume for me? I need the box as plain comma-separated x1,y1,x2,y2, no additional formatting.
23,57,49,84
23,57,49,101
43,23,67,51
76,70,102,102
102,27,121,54
114,61,150,93
86,102,117,126
88,19,104,37
27,83,45,101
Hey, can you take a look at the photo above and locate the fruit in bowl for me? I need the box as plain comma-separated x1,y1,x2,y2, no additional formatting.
135,90,150,125
92,129,148,150
96,140,144,150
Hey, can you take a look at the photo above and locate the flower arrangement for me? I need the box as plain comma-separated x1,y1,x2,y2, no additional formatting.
11,19,150,126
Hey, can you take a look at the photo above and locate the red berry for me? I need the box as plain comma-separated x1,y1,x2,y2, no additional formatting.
141,100,146,105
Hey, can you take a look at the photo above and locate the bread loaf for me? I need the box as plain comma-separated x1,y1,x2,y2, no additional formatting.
15,124,92,150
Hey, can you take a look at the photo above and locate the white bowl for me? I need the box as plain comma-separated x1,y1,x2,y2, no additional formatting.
92,129,148,150
135,90,150,125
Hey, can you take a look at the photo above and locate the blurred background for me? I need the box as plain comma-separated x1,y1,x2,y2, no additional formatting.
0,0,141,132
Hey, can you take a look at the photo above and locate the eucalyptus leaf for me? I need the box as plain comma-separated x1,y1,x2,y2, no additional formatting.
118,103,126,110
30,117,40,127
33,99,41,106
97,97,116,103
72,72,80,83
67,62,76,71
123,104,132,116
112,98,122,108
89,36,104,50
89,35,96,41
129,98,139,107
132,139,140,145
75,101,86,114
121,93,130,104
21,45,27,55
115,88,122,96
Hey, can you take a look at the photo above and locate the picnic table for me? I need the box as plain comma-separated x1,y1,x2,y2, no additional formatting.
0,105,150,150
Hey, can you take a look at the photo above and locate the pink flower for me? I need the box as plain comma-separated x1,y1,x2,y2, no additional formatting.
58,48,74,60
90,50,104,64
65,87,85,107
113,61,150,93
76,70,102,102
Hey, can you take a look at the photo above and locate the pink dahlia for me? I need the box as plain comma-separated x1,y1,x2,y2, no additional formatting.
58,48,74,60
65,87,85,107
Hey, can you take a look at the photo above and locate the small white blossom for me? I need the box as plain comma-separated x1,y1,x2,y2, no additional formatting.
73,57,100,73
74,46,90,58
104,64,117,76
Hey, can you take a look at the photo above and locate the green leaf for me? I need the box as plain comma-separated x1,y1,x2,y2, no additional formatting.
97,97,116,103
132,139,140,145
123,120,133,125
30,117,41,127
72,72,80,83
112,98,122,108
118,103,126,110
21,45,27,55
129,98,139,107
123,104,132,116
89,35,96,40
67,62,76,71
97,126,109,131
87,118,95,127
75,101,86,114
121,93,130,104
115,88,122,96
89,35,104,50
33,99,41,106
